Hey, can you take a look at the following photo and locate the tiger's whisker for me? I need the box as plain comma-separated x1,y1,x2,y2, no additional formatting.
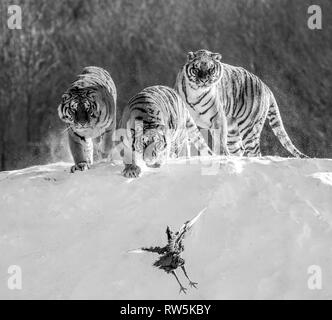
62,127,71,134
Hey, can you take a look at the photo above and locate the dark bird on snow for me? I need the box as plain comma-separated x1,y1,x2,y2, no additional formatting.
128,208,207,294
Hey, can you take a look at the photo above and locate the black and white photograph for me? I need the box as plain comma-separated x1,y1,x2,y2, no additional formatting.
0,0,331,304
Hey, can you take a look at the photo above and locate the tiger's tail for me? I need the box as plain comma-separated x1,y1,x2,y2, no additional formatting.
268,96,308,158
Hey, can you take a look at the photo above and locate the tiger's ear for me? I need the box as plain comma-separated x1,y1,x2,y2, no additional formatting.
61,92,71,102
212,53,222,61
187,51,196,61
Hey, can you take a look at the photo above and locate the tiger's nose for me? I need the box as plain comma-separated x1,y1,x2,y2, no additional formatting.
198,69,208,78
200,62,208,72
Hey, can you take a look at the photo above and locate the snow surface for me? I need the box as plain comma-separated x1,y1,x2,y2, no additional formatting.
0,156,332,300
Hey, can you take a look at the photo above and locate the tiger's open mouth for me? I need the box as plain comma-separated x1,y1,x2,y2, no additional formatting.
197,80,211,88
75,123,90,129
73,125,91,134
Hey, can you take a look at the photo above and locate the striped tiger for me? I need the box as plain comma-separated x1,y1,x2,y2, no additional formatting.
58,66,117,172
121,85,213,178
175,49,307,158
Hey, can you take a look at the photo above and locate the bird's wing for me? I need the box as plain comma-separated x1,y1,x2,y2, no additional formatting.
127,248,145,254
128,208,207,254
175,207,207,245
128,246,167,254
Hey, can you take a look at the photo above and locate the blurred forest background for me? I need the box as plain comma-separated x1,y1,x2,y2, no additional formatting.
0,0,331,171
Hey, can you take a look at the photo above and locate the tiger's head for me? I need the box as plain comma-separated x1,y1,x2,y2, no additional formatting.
132,122,168,168
58,86,104,133
185,49,223,88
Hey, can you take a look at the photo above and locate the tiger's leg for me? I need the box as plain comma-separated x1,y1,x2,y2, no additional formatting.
68,128,93,173
175,137,192,159
122,141,141,178
122,123,142,178
185,132,191,158
241,121,264,157
211,110,230,156
122,156,141,178
186,116,214,156
100,126,115,160
243,136,261,157
171,143,180,159
227,118,244,156
178,132,191,159
93,136,102,162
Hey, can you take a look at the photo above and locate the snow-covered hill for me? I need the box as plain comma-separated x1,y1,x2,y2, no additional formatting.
0,157,332,300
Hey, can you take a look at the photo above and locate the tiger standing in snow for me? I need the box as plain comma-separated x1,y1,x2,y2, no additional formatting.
121,85,213,178
175,49,307,158
58,66,117,172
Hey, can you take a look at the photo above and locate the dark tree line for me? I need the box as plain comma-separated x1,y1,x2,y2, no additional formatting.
0,0,331,170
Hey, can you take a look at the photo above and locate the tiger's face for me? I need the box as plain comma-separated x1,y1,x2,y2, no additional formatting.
133,124,168,168
185,49,223,88
58,87,101,133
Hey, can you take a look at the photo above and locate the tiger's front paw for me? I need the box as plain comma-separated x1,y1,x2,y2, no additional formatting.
122,164,141,178
221,146,231,157
71,162,91,173
223,150,231,157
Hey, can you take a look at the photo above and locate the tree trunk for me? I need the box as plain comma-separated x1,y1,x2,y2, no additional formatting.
1,150,5,171
0,128,6,171
26,92,32,143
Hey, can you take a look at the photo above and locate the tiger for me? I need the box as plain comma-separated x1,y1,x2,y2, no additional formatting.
58,66,117,172
120,85,213,178
175,49,307,158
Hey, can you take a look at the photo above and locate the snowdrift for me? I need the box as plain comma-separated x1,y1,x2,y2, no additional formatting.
0,157,332,299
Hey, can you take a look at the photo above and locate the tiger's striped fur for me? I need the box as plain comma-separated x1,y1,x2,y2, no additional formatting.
121,85,213,178
175,49,307,158
58,66,117,172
